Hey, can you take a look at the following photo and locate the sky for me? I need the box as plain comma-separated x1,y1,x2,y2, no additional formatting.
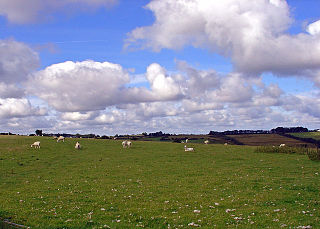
0,0,320,135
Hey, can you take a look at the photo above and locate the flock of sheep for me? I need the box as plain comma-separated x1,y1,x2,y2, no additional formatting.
30,136,81,150
30,137,213,151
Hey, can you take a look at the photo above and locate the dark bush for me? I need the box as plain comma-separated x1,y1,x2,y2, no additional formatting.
254,146,307,155
307,148,320,161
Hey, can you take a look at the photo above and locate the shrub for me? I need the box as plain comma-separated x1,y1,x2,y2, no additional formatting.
254,146,308,155
307,148,320,161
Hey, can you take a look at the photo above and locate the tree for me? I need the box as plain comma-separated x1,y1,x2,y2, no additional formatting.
35,129,42,136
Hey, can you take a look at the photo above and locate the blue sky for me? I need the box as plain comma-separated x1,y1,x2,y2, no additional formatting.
0,0,320,135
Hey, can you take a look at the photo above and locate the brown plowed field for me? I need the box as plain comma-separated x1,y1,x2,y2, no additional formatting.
227,134,315,147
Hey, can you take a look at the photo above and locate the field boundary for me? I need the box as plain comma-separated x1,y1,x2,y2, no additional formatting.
281,133,320,147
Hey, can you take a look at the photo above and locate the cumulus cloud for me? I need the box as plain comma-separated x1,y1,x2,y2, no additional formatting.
26,60,183,112
0,39,39,84
307,20,320,36
145,63,183,100
0,0,117,24
0,98,46,118
26,60,130,112
0,83,25,98
61,111,99,121
126,0,320,78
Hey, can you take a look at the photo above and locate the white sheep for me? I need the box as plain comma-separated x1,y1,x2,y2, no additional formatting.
224,143,228,146
31,141,40,149
122,140,132,148
127,141,132,147
279,143,286,147
204,140,209,144
75,142,81,149
57,136,65,142
185,139,189,143
184,145,194,152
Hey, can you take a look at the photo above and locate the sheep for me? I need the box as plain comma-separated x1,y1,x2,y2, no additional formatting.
75,142,81,149
224,143,228,146
185,139,189,143
31,141,40,149
53,136,58,140
279,143,286,147
57,136,65,142
127,141,132,147
204,140,209,144
184,145,194,152
122,140,132,148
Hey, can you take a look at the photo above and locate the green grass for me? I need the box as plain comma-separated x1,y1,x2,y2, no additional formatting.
290,132,320,141
1,136,320,228
254,146,309,155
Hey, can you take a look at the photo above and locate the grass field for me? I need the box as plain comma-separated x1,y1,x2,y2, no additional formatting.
0,136,320,228
227,134,314,147
290,132,320,141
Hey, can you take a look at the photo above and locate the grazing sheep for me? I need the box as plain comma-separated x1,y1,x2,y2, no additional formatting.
185,139,189,143
127,141,132,147
53,136,58,140
184,145,194,152
31,141,40,149
122,140,132,148
75,142,81,149
224,143,228,146
57,136,65,142
279,143,286,147
204,140,209,144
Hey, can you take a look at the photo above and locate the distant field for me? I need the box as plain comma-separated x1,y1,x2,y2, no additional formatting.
290,132,320,141
227,134,314,147
1,136,320,228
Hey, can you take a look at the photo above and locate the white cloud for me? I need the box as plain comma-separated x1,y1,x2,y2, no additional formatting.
0,98,46,118
0,0,117,24
307,20,320,36
126,0,320,78
26,60,130,112
0,83,25,98
26,61,184,112
61,111,98,121
145,63,183,100
0,39,39,84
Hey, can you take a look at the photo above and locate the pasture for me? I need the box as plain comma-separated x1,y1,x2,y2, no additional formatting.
0,135,319,228
290,132,320,141
228,134,313,147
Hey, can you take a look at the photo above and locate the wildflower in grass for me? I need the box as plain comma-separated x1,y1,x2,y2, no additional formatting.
234,216,242,220
297,226,312,229
226,209,236,213
188,222,200,227
193,209,200,213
